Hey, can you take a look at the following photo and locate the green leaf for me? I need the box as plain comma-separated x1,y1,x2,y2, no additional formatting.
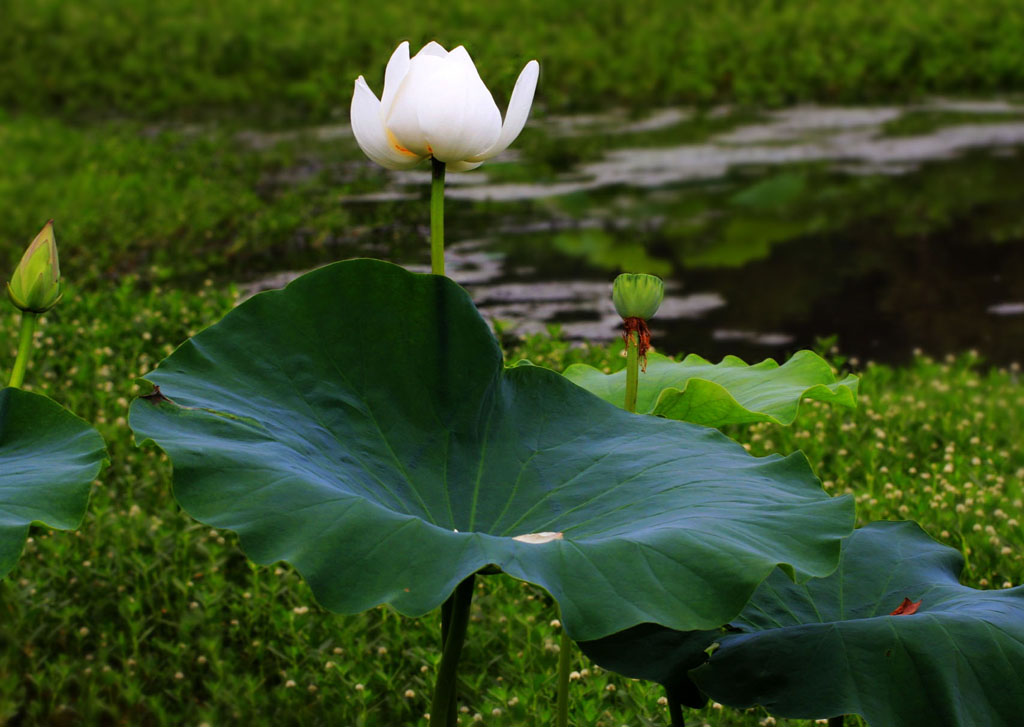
129,259,853,640
581,521,1024,725
694,521,1024,726
563,350,858,427
0,387,106,578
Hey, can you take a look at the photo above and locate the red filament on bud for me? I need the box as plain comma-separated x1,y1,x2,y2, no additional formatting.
622,317,652,372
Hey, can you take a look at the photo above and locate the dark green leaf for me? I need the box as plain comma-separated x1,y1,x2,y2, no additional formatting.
690,521,1024,726
0,387,106,577
129,259,853,640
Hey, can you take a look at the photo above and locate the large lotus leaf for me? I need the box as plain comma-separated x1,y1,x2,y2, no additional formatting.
689,521,1024,726
129,259,853,640
0,387,106,577
563,350,858,427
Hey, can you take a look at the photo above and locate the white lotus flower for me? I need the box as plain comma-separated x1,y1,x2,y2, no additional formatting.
351,41,539,172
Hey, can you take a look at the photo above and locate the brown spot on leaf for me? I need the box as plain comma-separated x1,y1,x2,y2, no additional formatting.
890,597,922,615
141,385,173,405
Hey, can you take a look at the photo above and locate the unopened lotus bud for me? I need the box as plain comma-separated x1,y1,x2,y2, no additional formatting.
7,221,62,313
612,273,664,321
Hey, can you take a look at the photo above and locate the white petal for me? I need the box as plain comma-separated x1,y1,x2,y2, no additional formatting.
471,60,539,161
350,77,424,170
414,41,449,58
384,55,442,156
380,41,410,115
446,45,478,69
446,160,484,172
417,49,502,162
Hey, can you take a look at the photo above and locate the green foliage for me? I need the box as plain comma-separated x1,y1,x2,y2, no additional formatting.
564,350,859,426
0,291,1020,725
3,0,1024,122
0,118,371,286
130,260,852,640
0,387,106,577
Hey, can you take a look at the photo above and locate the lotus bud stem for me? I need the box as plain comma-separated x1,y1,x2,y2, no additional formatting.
7,312,36,389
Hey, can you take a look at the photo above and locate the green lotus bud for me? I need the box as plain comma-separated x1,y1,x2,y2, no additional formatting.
612,273,664,321
7,221,62,314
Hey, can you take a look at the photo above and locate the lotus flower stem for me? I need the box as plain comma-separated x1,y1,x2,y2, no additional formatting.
556,625,572,727
431,157,447,276
430,574,475,727
624,331,640,413
8,312,37,388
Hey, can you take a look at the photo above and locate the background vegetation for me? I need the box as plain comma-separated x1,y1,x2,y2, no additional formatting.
3,0,1024,123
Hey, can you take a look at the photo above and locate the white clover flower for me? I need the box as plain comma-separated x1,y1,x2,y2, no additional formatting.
351,41,539,171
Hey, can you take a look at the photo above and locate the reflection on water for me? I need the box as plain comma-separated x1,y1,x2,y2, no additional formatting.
246,101,1024,365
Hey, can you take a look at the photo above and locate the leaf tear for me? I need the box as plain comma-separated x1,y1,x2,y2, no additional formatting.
141,385,173,405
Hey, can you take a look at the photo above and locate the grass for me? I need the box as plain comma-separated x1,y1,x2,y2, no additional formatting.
1,284,1020,726
0,116,378,287
2,0,1024,123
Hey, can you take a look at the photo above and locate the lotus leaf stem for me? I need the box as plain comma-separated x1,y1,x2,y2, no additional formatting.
556,624,572,727
439,595,457,723
668,694,685,727
431,157,446,276
8,312,37,389
430,574,474,727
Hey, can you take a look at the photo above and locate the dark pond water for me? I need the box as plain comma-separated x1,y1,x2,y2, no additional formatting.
248,102,1024,365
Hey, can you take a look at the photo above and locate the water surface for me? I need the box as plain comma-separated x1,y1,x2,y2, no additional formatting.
247,100,1024,365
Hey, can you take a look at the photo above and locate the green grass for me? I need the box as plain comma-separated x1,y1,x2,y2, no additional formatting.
2,0,1024,123
0,116,380,287
1,287,1020,726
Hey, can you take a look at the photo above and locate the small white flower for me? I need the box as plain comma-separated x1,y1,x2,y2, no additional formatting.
351,41,539,171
